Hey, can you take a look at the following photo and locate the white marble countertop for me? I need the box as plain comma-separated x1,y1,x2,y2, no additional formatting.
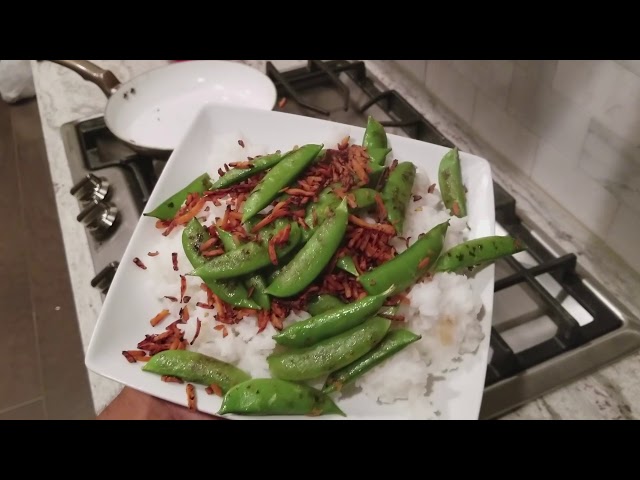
31,59,640,419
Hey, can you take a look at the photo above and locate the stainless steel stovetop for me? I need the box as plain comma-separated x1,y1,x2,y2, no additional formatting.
60,60,640,419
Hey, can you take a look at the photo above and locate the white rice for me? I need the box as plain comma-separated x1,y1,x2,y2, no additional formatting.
138,134,485,418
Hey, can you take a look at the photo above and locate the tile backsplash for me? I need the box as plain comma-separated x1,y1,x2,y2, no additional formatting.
393,60,640,274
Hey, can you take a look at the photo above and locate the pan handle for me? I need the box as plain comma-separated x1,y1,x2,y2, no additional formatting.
50,60,121,97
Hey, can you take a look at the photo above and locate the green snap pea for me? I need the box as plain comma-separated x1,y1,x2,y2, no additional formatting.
215,226,240,252
302,186,375,244
306,294,398,317
438,147,467,217
382,161,416,235
302,186,339,242
273,286,393,348
242,144,323,222
306,294,345,316
243,275,271,311
367,147,392,166
209,152,283,190
144,173,211,220
266,198,349,298
336,255,359,276
368,163,387,189
142,350,250,394
363,116,388,152
182,219,259,309
352,188,378,211
216,227,271,310
434,235,525,273
190,223,301,281
218,378,345,417
323,329,421,394
359,220,449,295
268,316,391,381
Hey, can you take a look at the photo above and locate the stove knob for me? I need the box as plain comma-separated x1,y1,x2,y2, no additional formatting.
77,200,119,238
91,262,119,294
70,173,110,203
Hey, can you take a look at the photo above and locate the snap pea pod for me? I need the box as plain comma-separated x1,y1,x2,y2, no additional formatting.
144,173,212,220
352,188,378,211
182,219,259,309
368,163,387,189
142,350,250,394
306,294,399,317
434,235,524,273
273,286,393,348
322,329,422,394
243,275,271,311
218,378,345,417
382,161,416,234
216,226,239,252
306,294,345,316
302,186,338,242
363,116,388,153
190,223,301,281
359,220,449,295
367,147,392,167
266,198,349,298
209,152,283,190
268,316,391,381
301,186,375,243
438,147,467,217
336,255,359,276
216,227,271,310
242,144,323,222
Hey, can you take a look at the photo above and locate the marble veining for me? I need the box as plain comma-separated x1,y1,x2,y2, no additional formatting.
579,119,640,216
31,59,640,419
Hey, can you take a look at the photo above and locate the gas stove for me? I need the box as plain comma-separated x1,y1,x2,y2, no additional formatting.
60,60,640,419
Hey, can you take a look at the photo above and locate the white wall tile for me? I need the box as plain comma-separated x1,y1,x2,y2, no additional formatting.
508,64,590,160
592,63,640,145
615,60,640,78
531,142,619,237
578,120,640,215
471,92,539,175
606,204,640,274
424,60,477,123
514,60,558,84
394,60,427,85
450,60,514,108
552,60,621,114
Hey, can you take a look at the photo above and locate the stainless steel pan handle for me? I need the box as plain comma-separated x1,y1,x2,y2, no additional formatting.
50,60,121,97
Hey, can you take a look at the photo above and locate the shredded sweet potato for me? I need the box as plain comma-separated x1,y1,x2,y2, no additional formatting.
202,248,225,257
348,215,396,235
205,384,223,396
186,384,196,410
196,302,214,309
150,309,170,327
190,318,202,345
162,375,184,384
199,238,218,252
180,275,187,302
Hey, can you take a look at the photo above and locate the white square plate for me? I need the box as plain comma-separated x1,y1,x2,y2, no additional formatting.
86,104,495,420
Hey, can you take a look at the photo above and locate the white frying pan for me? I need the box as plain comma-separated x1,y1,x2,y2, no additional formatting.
51,60,277,157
